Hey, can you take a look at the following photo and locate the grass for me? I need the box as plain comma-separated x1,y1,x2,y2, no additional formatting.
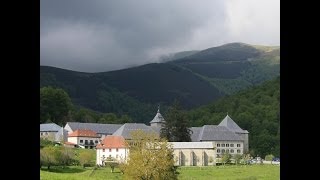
177,165,280,180
40,166,123,180
40,164,280,180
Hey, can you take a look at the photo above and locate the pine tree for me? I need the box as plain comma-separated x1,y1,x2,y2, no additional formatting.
160,99,192,142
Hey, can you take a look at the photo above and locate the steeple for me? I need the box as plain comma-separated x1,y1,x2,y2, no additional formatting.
150,105,165,127
218,114,247,133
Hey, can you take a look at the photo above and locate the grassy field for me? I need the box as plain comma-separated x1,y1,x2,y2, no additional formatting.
40,164,280,180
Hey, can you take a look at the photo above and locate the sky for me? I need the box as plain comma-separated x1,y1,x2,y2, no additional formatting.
41,0,280,72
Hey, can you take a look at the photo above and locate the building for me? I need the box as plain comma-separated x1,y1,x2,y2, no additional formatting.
96,135,128,165
67,129,100,149
64,122,122,139
55,127,68,142
60,108,249,166
171,142,216,166
40,123,61,141
150,106,165,128
113,123,158,140
218,115,249,153
191,125,245,159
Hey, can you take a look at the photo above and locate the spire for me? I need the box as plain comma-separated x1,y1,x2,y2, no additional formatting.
150,104,165,126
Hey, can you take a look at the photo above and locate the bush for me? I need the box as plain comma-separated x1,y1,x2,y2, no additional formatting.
265,154,274,161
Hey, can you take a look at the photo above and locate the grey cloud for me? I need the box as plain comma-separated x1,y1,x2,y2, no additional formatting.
41,0,279,72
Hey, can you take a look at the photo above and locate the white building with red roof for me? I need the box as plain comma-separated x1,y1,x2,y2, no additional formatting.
96,135,128,165
67,129,100,149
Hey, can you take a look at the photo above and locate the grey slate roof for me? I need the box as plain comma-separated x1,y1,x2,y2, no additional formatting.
150,109,165,124
190,127,202,142
190,125,243,142
199,125,243,141
55,127,68,142
170,142,214,149
40,123,61,132
65,122,122,135
218,115,248,133
113,123,158,139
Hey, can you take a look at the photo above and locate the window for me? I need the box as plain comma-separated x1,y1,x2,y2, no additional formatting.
222,149,225,153
40,132,43,136
217,144,220,147
217,149,220,153
80,140,83,143
237,150,241,153
221,144,225,147
116,148,119,152
116,154,118,159
103,149,105,152
230,144,234,147
95,140,98,144
85,140,88,144
45,132,48,135
237,144,241,147
230,149,234,153
226,144,229,147
226,149,229,153
109,155,111,158
109,149,111,152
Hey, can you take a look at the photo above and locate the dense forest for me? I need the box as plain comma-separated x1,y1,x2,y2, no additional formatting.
40,43,279,122
186,76,280,157
41,76,279,158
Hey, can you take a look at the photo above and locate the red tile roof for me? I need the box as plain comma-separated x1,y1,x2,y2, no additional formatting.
64,142,77,145
96,135,126,149
68,129,99,137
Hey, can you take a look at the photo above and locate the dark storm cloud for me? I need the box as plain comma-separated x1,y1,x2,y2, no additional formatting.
41,0,279,72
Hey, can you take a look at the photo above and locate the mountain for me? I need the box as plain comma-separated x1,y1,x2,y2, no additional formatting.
159,50,199,62
40,42,279,122
187,76,280,157
169,42,280,94
41,63,223,123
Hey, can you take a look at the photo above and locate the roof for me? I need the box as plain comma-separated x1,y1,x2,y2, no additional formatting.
96,135,126,149
150,108,165,124
68,129,100,138
190,127,203,142
170,142,214,149
40,123,61,132
65,122,122,135
190,125,243,142
113,123,158,139
64,142,77,145
218,115,248,133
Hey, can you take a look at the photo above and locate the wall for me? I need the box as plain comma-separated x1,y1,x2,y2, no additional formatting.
172,148,216,166
67,136,100,149
96,148,128,165
40,131,57,141
213,141,244,158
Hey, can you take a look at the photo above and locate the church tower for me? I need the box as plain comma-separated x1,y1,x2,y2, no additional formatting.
150,105,165,128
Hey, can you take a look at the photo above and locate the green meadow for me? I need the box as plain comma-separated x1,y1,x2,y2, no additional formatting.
40,164,280,180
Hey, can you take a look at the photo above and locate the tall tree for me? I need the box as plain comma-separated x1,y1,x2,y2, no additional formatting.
123,130,177,180
160,99,192,142
40,87,73,125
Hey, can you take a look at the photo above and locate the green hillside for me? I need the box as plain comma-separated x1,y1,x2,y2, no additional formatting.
187,76,280,157
40,42,279,123
40,63,223,123
171,42,280,94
